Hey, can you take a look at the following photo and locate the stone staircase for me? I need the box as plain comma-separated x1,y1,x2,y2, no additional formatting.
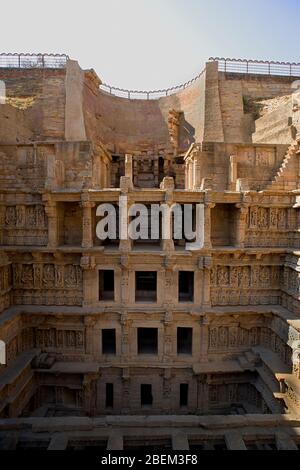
265,141,300,190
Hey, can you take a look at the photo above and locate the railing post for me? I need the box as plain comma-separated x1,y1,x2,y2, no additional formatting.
18,54,21,68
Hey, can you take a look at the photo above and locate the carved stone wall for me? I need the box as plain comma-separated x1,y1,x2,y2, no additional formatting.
210,264,281,306
1,205,48,246
12,263,83,306
245,206,297,247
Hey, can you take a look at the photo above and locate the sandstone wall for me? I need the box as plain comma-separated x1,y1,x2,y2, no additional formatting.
0,68,66,143
218,72,296,143
82,68,206,154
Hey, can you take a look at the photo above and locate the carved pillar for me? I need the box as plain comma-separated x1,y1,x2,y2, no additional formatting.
81,199,95,248
81,256,96,306
0,205,5,244
163,311,173,360
188,162,193,190
83,374,98,416
46,153,56,190
196,374,209,414
125,154,133,182
119,195,133,252
99,159,105,188
153,156,159,187
202,257,212,307
120,311,133,361
122,368,130,414
199,316,210,360
161,204,175,251
161,180,175,252
204,203,215,249
163,369,172,413
163,265,175,307
229,155,238,190
235,204,248,248
45,201,58,248
184,161,188,189
193,154,202,189
84,317,96,356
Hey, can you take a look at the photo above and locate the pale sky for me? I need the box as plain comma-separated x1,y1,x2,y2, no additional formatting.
1,0,299,90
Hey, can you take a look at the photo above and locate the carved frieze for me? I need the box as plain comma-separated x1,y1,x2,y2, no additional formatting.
2,205,48,246
12,263,83,306
211,264,281,306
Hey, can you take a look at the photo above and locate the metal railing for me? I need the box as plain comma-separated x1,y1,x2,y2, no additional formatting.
210,57,300,77
0,53,69,69
100,68,205,100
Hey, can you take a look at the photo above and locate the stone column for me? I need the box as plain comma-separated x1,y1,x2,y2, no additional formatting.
81,256,96,307
84,317,96,356
81,199,95,248
229,155,238,190
196,375,209,414
83,374,98,416
163,263,175,308
125,154,133,181
195,258,204,306
121,314,132,359
161,204,175,251
154,156,159,187
199,316,210,360
161,178,175,252
185,162,189,189
235,204,248,248
202,257,212,307
193,154,202,189
45,153,56,190
163,311,174,360
99,159,105,189
0,205,5,244
188,162,193,189
119,192,133,252
203,203,215,249
121,368,130,414
225,432,247,450
162,369,172,413
45,201,58,248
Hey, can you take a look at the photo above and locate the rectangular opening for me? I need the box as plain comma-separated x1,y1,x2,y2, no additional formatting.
105,383,114,408
178,271,194,302
177,327,193,355
211,204,238,247
135,271,157,302
99,270,115,301
180,383,189,407
60,202,82,246
102,329,116,355
138,328,158,355
141,384,153,406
